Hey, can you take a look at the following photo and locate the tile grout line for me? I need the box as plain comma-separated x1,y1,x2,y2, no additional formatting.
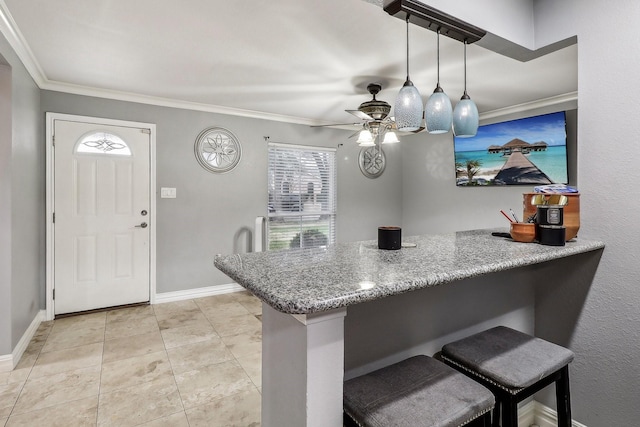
6,322,51,422
96,313,107,427
156,306,190,427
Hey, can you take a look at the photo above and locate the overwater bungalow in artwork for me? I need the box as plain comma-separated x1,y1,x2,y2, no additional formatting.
487,138,548,155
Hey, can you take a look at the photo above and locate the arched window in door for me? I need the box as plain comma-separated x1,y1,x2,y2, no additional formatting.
75,131,132,156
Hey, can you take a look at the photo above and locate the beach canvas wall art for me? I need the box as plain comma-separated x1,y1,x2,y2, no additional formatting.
454,111,568,186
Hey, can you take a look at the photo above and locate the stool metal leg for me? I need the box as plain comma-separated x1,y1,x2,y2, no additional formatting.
501,395,519,427
555,365,572,427
491,402,501,427
483,412,493,427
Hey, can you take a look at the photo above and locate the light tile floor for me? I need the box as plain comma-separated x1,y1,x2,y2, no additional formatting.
0,291,263,427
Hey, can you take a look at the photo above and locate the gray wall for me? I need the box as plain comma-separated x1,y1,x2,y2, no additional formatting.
401,106,577,235
535,2,640,425
0,61,12,356
40,91,403,293
0,32,42,354
345,267,536,379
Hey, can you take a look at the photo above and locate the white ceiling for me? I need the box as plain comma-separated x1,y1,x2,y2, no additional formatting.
2,0,577,126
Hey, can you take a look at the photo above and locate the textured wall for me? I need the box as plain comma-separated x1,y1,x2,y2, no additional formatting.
534,1,640,425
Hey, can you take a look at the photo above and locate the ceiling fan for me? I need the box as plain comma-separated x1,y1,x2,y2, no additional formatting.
312,83,423,145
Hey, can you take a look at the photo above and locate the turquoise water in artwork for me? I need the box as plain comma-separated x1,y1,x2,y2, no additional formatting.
455,145,568,184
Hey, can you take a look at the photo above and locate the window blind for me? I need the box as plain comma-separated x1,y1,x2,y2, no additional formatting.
267,143,336,250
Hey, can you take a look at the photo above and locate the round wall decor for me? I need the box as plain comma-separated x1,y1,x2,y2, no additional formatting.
194,127,242,173
358,146,386,179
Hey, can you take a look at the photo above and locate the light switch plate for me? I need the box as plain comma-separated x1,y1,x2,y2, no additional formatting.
160,187,177,198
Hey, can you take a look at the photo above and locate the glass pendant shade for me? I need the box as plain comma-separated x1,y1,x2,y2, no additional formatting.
395,81,423,132
453,93,479,137
453,41,479,137
382,130,400,144
394,16,423,133
357,130,375,146
425,86,453,134
425,31,452,134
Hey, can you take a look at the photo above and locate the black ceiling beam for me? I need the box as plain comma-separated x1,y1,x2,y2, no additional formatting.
383,0,486,44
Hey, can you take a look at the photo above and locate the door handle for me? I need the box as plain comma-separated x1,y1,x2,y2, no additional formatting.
135,222,148,228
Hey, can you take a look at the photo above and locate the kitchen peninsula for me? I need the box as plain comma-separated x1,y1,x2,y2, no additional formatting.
214,229,604,427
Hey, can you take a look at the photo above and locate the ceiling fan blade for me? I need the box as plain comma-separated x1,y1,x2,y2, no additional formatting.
346,110,374,121
347,130,361,139
310,122,361,128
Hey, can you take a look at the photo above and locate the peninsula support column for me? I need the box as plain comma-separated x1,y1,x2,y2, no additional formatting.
262,303,347,427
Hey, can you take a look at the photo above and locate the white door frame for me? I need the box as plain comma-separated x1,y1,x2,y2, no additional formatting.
45,112,157,321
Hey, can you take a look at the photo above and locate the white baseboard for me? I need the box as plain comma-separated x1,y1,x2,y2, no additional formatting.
518,400,587,427
154,283,244,304
529,401,587,427
0,310,45,373
519,400,537,426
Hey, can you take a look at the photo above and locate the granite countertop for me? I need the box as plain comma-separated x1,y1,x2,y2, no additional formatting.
214,229,605,315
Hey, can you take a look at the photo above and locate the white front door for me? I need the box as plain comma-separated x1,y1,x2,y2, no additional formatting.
53,119,151,315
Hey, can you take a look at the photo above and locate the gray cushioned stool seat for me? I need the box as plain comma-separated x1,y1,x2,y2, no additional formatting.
441,326,574,392
441,326,574,427
343,355,495,427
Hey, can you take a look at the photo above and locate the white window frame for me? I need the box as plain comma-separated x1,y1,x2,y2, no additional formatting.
267,143,337,250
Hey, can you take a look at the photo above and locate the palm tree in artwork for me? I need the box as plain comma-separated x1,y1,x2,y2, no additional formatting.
465,159,482,184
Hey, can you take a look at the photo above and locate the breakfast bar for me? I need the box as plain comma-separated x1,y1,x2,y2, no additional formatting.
214,229,605,427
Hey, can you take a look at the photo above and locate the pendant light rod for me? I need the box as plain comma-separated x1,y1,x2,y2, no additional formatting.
463,41,468,95
436,29,441,86
405,15,410,80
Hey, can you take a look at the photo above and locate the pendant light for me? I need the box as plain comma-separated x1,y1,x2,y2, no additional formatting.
425,30,453,134
453,41,479,137
394,15,423,132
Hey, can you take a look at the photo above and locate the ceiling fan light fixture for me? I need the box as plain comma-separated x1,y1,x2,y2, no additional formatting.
382,130,400,144
357,129,375,146
394,15,423,132
425,30,453,134
453,41,479,137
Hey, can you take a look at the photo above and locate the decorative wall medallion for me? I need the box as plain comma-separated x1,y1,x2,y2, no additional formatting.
358,146,386,179
194,127,242,173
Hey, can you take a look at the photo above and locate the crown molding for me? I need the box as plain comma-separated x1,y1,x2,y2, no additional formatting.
479,91,578,122
40,79,328,126
0,0,46,85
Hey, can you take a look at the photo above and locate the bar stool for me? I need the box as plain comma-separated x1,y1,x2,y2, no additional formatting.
441,326,574,427
343,355,495,427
